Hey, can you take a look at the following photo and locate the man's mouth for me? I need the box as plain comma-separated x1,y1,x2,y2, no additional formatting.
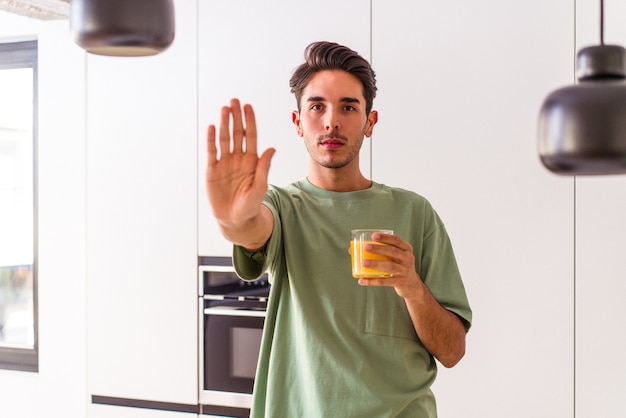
320,136,346,150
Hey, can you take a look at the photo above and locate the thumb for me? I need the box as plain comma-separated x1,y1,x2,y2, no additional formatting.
255,148,276,187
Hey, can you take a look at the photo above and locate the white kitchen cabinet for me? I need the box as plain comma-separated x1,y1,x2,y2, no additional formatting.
196,0,373,256
86,0,199,406
371,1,575,416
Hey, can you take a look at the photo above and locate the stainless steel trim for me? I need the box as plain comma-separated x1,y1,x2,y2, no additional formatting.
200,389,253,409
198,298,205,407
203,294,267,302
199,265,236,273
204,307,267,318
198,264,237,297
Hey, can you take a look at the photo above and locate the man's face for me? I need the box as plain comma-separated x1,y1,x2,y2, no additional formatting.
292,70,377,170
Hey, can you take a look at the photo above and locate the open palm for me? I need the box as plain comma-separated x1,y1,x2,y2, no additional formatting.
205,98,275,226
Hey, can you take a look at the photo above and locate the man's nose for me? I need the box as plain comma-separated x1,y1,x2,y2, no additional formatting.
324,111,340,131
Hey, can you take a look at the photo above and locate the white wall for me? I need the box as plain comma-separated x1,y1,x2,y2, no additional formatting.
0,11,87,418
575,1,626,417
372,1,575,416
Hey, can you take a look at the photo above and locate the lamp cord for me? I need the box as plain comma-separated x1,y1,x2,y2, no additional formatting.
600,0,605,45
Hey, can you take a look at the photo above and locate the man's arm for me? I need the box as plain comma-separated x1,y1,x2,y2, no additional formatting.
355,232,467,368
400,279,467,368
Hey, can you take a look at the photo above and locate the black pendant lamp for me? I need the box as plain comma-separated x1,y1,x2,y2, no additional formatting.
538,0,626,175
70,0,175,57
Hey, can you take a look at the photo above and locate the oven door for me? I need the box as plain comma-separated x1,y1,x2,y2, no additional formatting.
201,306,265,409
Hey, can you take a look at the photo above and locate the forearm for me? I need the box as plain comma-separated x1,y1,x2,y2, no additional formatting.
217,205,274,251
404,280,467,368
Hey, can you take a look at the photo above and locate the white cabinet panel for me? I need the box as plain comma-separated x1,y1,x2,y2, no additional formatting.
372,1,575,416
86,0,198,405
36,20,89,418
197,0,372,256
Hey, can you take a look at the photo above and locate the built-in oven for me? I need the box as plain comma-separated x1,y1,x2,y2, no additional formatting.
198,256,270,417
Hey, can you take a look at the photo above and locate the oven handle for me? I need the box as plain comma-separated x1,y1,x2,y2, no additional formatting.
199,265,236,273
204,294,267,302
204,307,267,318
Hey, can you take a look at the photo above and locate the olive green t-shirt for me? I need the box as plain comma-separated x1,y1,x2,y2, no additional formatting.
234,180,472,418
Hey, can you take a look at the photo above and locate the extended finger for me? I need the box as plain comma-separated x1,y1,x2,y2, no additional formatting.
230,98,244,153
219,105,232,156
207,125,218,166
243,103,257,155
254,148,276,190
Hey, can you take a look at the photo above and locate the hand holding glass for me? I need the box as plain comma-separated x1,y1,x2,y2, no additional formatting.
350,229,394,278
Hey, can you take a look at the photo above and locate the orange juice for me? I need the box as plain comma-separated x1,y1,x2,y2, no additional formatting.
350,240,393,278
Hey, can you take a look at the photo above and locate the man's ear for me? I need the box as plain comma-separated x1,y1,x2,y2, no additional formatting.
365,110,378,137
292,110,303,137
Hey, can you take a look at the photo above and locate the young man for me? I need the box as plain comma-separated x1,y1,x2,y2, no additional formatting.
206,41,472,418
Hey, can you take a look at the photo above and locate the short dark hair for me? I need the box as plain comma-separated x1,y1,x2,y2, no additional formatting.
289,41,377,114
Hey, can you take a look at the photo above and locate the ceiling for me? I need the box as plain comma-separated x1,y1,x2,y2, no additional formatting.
0,0,68,20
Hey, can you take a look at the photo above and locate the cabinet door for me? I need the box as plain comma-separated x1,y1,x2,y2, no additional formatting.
197,0,372,256
86,0,198,405
372,0,575,416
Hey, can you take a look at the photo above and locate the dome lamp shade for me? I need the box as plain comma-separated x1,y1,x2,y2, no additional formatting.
538,0,626,175
70,0,175,57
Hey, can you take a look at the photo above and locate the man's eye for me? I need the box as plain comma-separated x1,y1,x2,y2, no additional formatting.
310,104,322,111
344,105,356,111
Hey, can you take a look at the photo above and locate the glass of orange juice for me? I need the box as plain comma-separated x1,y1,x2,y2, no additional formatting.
350,229,394,279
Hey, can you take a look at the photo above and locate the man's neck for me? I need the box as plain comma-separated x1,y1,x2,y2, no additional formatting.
307,169,372,192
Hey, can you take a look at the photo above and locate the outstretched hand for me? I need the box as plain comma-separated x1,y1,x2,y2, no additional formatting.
206,98,275,228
